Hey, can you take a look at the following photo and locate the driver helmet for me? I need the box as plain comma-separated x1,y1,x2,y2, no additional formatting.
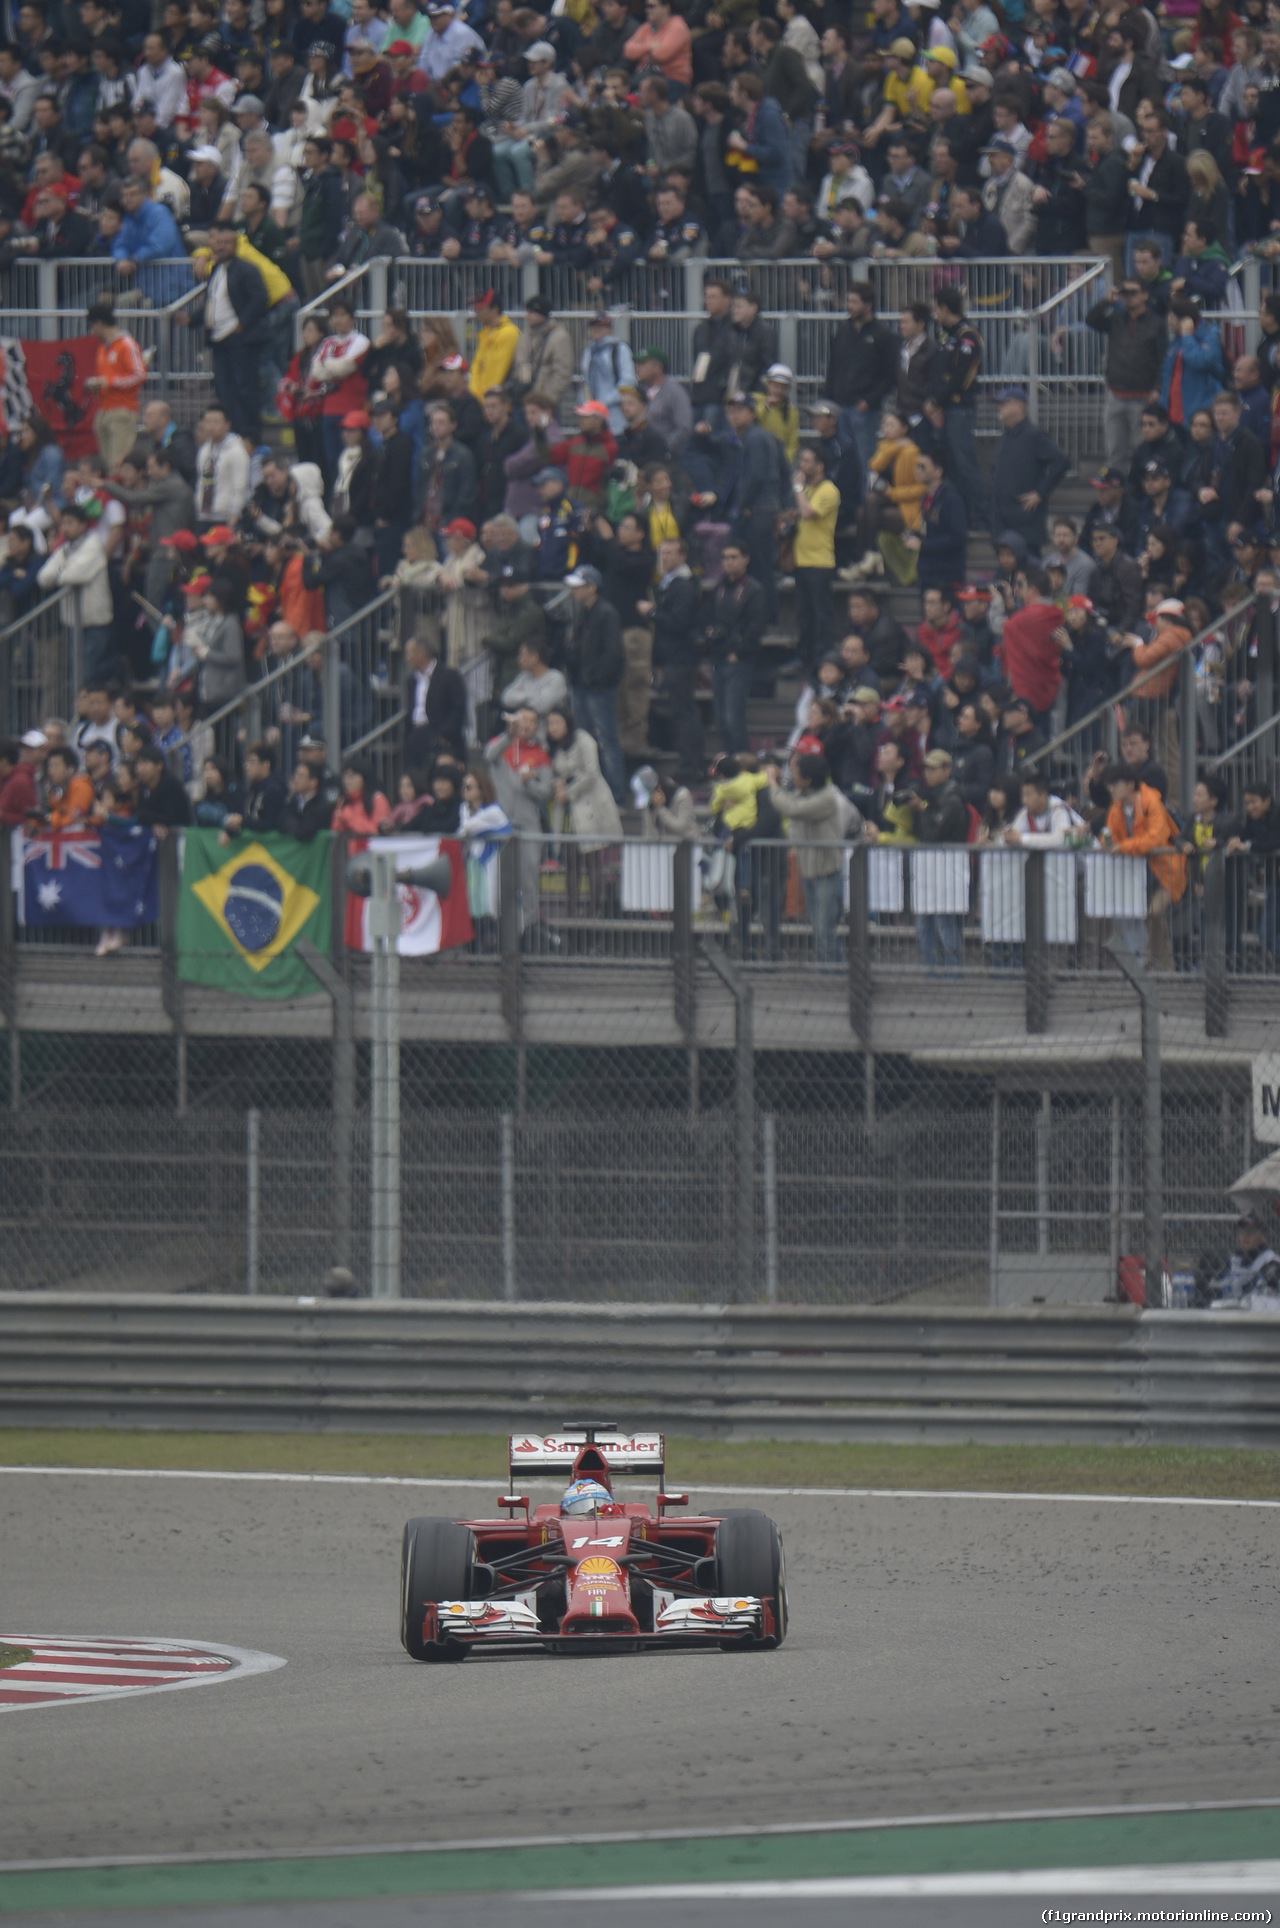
560,1478,612,1516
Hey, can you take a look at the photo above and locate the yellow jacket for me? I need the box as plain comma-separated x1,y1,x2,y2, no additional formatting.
191,235,293,308
470,314,520,400
875,796,917,845
753,395,799,465
869,436,924,530
710,768,768,832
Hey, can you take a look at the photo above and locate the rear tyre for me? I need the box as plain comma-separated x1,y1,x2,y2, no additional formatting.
400,1517,476,1663
714,1509,788,1649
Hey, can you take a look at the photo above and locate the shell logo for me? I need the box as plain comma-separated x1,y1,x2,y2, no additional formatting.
576,1557,622,1581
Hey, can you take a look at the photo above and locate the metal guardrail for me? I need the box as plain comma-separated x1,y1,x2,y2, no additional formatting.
2,1293,1278,1445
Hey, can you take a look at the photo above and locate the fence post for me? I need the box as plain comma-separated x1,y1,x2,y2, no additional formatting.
246,1106,261,1295
701,942,755,1302
323,631,342,762
1203,848,1228,1038
156,831,185,1113
1024,849,1049,1034
498,834,521,1042
1243,254,1261,353
501,1110,516,1302
71,588,84,698
1178,647,1196,821
0,847,16,1110
38,259,56,342
1107,937,1164,1307
298,914,355,1279
762,1112,778,1306
988,1088,1001,1305
846,842,871,1038
1027,304,1039,427
368,257,388,321
369,849,402,1300
673,841,694,1040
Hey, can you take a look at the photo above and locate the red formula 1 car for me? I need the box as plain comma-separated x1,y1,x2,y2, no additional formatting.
399,1426,788,1662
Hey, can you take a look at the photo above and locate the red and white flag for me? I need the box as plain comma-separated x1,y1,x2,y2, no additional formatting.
344,835,473,956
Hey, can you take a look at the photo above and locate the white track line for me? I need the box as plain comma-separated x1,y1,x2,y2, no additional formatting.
7,1799,1280,1874
549,1862,1280,1901
3,1465,1280,1511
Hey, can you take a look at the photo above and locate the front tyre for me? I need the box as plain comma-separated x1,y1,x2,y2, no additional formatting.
714,1509,788,1649
400,1517,476,1663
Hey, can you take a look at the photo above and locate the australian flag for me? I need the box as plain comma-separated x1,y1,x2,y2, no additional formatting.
22,825,158,928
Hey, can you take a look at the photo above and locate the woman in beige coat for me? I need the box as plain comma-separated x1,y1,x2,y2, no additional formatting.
547,703,623,918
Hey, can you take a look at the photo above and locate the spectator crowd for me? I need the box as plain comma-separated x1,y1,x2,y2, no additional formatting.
0,0,1279,973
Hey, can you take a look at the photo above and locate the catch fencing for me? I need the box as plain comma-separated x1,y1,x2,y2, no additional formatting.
3,1292,1280,1447
1,827,1273,1307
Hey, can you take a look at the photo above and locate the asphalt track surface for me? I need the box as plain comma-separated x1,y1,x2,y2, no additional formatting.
4,1469,1280,1921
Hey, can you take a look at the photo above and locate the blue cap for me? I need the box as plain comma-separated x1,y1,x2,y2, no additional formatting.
996,385,1028,403
533,466,566,485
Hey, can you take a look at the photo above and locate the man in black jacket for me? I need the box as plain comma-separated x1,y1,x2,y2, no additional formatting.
220,741,286,841
703,539,763,757
1087,279,1167,470
369,393,415,579
1197,390,1267,550
1089,523,1145,634
912,747,969,974
824,281,898,479
989,387,1069,551
404,634,466,766
928,286,990,526
280,758,335,841
690,276,736,421
473,386,527,527
639,539,703,785
204,221,268,444
1127,101,1190,248
724,287,777,401
1031,117,1088,255
133,744,192,831
564,564,627,803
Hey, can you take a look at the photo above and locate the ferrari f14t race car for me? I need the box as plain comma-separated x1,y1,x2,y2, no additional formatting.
399,1427,788,1661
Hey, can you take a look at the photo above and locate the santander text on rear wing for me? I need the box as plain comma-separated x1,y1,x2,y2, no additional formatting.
508,1429,665,1486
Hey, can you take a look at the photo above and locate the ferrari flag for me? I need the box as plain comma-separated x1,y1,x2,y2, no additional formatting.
345,835,472,954
177,828,331,999
3,336,98,458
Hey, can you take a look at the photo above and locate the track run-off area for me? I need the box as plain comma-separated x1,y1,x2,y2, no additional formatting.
2,1460,1280,1920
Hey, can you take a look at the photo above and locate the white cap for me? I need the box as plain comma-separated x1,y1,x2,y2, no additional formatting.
1155,598,1186,615
766,362,793,382
189,143,223,165
21,729,47,748
526,39,556,60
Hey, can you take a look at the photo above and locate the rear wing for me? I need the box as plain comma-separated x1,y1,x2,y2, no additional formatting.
509,1428,665,1490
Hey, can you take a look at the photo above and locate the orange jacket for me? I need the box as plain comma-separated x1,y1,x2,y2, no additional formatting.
1130,614,1191,701
277,552,326,639
95,330,148,414
46,772,95,828
1105,783,1187,901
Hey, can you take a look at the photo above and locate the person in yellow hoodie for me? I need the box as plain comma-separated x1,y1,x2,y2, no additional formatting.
847,406,923,585
469,289,520,401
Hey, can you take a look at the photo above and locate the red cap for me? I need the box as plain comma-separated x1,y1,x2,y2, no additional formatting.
384,36,414,53
443,517,476,540
1067,594,1094,612
956,584,991,602
472,288,499,309
341,409,370,429
185,573,212,594
575,399,610,419
440,352,469,371
203,524,235,544
161,529,199,551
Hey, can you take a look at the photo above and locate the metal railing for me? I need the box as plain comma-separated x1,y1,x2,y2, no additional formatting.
1,588,79,739
1024,593,1268,818
4,1291,1280,1442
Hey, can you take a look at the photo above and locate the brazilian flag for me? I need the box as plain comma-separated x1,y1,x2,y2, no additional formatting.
177,829,332,999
